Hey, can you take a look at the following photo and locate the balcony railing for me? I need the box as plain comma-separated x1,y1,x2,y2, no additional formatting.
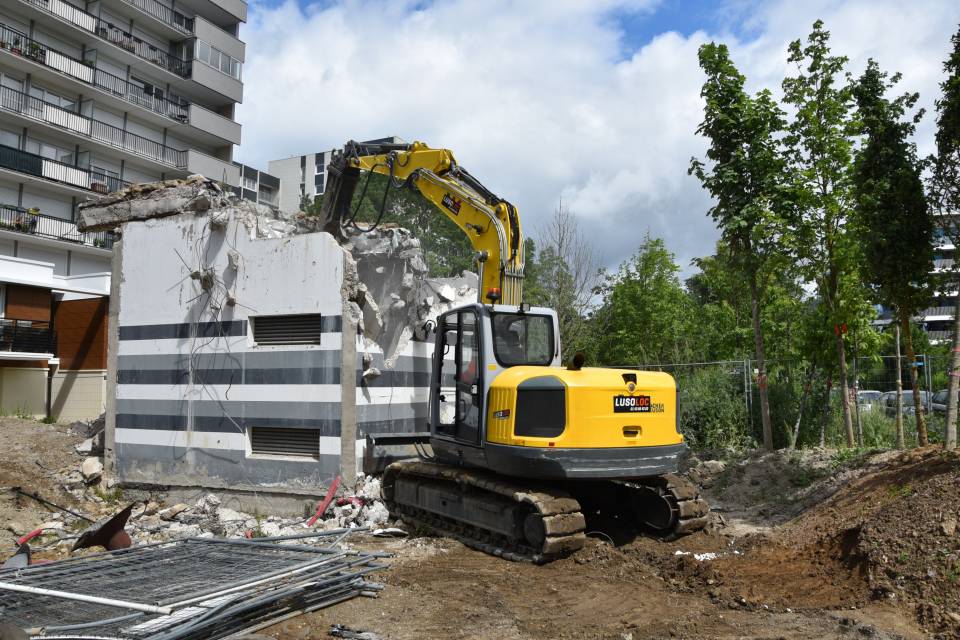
0,318,56,354
0,203,115,249
0,24,189,122
19,0,192,78
121,0,194,35
0,85,188,168
0,142,130,200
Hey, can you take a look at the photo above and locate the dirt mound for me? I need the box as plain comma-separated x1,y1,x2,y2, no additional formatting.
700,448,900,530
786,448,960,636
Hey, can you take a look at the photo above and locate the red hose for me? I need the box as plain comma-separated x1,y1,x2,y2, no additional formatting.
17,528,44,545
306,475,341,526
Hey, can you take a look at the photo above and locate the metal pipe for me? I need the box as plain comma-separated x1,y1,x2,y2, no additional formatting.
244,528,366,543
0,581,173,615
161,551,350,607
27,611,145,633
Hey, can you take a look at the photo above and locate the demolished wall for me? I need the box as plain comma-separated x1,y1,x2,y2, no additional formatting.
78,177,475,501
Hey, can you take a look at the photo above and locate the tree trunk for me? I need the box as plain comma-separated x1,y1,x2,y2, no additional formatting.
749,274,773,451
852,334,863,447
792,365,816,449
834,331,855,447
900,312,928,446
946,288,960,451
894,321,904,449
819,371,833,448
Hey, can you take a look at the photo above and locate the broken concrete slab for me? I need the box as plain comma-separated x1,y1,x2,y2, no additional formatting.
81,457,103,483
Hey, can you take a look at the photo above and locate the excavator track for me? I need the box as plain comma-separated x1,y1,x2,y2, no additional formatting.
382,462,710,563
616,473,710,538
382,460,586,563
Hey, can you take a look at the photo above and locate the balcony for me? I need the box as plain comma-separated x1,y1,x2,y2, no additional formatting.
18,0,192,78
0,84,188,169
0,318,56,355
119,0,194,35
0,23,189,122
0,143,130,198
0,203,115,249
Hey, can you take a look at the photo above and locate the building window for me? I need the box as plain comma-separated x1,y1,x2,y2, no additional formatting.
29,85,76,111
195,40,242,80
25,139,72,163
315,164,324,174
0,128,20,149
242,176,257,191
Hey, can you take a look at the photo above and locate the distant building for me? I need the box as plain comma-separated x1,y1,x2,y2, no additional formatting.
268,136,404,213
923,215,958,343
232,162,279,209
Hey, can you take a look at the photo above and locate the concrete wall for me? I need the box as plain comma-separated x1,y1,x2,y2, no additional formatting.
186,149,241,186
51,369,106,421
0,367,46,417
111,205,348,492
267,155,304,214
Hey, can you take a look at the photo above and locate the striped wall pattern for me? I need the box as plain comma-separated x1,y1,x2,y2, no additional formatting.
115,318,349,490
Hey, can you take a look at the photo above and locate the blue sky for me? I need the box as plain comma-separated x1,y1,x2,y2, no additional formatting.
236,0,960,274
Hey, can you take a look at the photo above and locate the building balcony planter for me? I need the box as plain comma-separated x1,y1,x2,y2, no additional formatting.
91,181,109,194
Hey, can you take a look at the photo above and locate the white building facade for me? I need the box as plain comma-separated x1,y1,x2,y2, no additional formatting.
0,0,248,419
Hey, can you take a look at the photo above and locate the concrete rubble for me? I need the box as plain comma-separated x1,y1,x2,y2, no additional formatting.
342,226,478,366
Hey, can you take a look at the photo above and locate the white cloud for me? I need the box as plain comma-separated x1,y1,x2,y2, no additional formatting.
236,0,960,275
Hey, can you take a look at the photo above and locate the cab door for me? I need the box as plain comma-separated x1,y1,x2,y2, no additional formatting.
432,308,482,446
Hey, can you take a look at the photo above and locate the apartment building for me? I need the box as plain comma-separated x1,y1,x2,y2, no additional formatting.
233,161,279,209
268,136,404,213
924,218,958,343
0,0,247,419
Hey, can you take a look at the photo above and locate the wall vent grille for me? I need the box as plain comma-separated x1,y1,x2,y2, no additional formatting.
249,427,320,459
252,314,323,345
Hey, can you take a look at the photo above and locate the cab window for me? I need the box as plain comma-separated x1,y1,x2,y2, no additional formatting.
491,313,553,366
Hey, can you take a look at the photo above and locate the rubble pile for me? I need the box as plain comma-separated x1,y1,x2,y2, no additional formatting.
342,226,477,367
78,175,301,240
3,411,400,554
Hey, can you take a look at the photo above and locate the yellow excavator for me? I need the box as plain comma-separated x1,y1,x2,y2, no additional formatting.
322,140,708,562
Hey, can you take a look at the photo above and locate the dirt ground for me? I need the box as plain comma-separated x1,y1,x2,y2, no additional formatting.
2,417,959,639
266,448,960,640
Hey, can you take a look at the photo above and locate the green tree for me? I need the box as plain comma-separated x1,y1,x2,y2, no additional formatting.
690,42,793,450
853,59,933,446
782,20,861,448
320,170,476,277
590,234,693,365
928,24,960,451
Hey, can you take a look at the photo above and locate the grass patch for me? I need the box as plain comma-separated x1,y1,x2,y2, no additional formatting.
887,483,913,499
94,485,124,505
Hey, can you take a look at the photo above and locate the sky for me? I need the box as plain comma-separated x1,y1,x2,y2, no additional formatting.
234,0,960,276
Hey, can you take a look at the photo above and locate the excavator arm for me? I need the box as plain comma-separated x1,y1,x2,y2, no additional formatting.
320,140,524,305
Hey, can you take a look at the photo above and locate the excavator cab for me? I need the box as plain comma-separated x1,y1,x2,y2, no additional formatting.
429,304,560,451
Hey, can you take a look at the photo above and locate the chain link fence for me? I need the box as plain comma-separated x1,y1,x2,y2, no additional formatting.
623,354,953,450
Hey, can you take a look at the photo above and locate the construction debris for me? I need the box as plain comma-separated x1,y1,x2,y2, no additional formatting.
0,533,386,639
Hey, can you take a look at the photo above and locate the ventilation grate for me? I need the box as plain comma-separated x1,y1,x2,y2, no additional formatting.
249,427,320,459
252,314,323,345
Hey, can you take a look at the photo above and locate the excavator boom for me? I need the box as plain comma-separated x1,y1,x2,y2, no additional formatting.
320,140,524,305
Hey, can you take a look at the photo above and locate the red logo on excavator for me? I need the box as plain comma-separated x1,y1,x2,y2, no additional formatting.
441,194,462,214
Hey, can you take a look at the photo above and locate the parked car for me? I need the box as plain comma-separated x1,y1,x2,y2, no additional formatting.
932,389,949,415
857,390,883,412
884,390,933,416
